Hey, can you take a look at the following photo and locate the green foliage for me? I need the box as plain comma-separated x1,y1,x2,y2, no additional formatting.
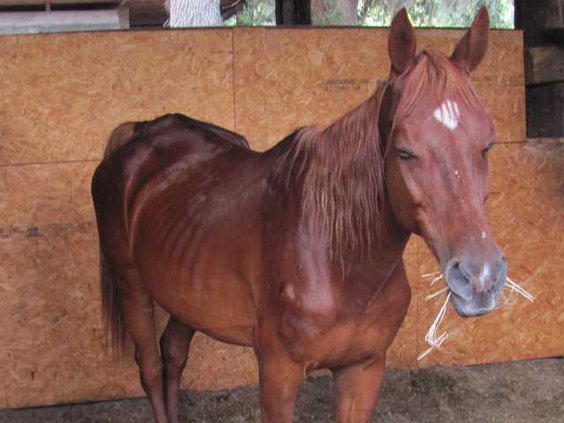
313,0,350,25
225,0,276,26
226,0,514,28
359,0,514,28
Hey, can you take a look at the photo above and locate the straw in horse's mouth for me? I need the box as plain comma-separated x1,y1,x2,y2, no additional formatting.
416,273,535,361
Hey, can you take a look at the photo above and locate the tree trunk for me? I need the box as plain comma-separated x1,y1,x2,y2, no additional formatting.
166,0,222,27
311,0,358,25
276,0,312,25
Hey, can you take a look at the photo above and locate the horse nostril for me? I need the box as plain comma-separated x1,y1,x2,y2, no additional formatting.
457,260,473,281
445,261,474,302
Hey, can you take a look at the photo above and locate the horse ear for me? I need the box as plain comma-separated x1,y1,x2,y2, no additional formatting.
451,6,489,73
388,8,416,75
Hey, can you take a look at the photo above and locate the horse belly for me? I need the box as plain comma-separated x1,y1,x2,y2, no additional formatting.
135,224,258,347
157,271,255,346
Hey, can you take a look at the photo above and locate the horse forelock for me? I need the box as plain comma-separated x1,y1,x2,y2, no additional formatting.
394,50,486,124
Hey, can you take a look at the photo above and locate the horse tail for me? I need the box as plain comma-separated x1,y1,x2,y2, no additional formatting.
92,133,130,357
99,244,128,358
104,121,138,158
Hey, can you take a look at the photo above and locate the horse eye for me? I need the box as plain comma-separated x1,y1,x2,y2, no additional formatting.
396,147,416,160
481,142,494,159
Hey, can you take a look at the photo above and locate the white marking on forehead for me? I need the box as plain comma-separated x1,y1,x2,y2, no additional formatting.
433,99,461,130
481,231,487,239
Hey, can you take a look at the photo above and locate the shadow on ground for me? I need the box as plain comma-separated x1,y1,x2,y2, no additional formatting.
1,358,562,422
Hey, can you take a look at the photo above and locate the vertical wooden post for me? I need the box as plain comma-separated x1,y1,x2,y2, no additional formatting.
275,0,311,25
516,0,564,137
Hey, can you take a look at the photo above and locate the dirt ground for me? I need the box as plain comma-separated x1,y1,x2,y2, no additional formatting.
1,358,562,423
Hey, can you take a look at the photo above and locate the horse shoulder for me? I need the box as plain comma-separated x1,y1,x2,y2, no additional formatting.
274,244,341,341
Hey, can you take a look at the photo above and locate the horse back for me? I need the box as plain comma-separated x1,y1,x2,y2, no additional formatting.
92,114,254,262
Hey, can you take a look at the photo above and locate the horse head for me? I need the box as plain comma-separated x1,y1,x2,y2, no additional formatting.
382,7,506,317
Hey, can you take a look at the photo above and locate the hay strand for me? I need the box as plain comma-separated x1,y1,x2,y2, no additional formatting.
506,276,535,302
417,292,451,361
425,286,449,301
417,273,535,361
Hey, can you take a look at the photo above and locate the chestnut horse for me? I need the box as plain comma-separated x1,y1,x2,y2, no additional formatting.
92,7,506,423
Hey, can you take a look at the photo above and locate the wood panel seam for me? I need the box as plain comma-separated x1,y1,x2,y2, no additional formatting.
0,159,100,169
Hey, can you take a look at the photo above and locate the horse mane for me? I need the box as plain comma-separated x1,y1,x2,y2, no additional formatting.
274,84,388,264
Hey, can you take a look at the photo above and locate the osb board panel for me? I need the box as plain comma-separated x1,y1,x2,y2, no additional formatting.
233,28,388,151
417,29,524,86
416,142,564,366
0,162,257,409
0,30,234,166
233,28,525,150
0,162,95,226
473,83,526,143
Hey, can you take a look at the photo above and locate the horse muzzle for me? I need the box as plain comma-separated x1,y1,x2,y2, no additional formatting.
444,252,507,317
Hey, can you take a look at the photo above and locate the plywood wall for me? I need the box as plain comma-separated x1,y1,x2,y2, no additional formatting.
0,27,561,409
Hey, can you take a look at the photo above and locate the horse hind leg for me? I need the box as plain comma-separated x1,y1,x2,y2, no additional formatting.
159,317,196,423
116,267,169,423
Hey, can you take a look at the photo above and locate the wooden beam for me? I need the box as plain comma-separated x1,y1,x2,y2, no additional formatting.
526,45,564,85
0,1,120,5
527,137,564,150
0,9,129,34
526,82,564,137
128,0,165,27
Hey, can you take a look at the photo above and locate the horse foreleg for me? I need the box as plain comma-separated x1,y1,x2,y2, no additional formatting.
332,357,386,423
159,317,195,423
120,280,168,423
257,355,303,423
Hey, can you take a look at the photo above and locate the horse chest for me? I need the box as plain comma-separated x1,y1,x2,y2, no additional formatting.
278,274,411,369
